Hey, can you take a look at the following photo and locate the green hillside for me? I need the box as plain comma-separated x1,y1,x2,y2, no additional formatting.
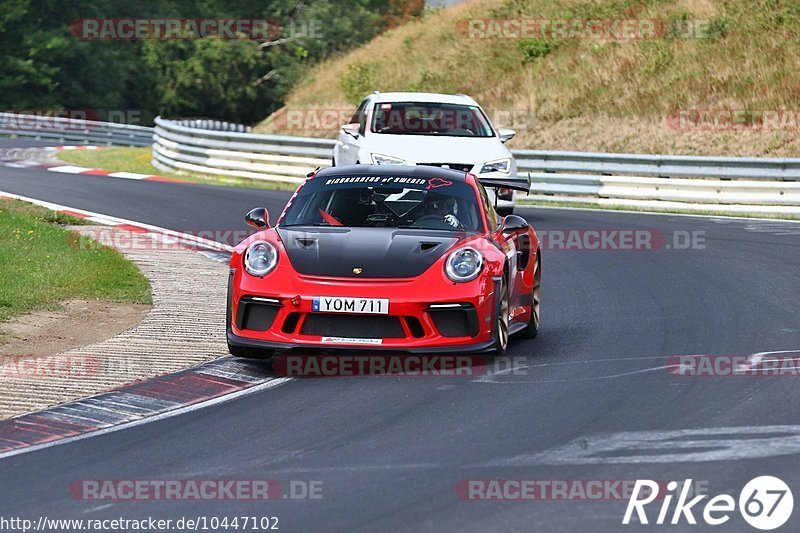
256,0,800,156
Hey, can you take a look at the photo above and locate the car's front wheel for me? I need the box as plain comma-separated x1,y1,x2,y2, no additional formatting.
228,343,275,360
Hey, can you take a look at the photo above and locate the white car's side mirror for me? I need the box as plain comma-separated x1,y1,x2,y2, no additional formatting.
341,123,360,139
498,127,516,143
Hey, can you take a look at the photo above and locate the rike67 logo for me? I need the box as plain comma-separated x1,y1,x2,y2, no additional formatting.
623,477,794,530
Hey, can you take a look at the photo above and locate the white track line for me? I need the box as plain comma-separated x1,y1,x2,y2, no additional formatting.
55,145,100,151
46,165,95,174
107,171,151,180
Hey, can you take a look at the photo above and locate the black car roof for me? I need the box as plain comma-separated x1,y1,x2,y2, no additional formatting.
313,164,468,182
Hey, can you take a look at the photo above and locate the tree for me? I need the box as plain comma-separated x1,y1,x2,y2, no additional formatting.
141,38,270,122
0,0,421,124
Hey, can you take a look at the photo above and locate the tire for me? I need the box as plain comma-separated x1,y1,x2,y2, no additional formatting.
228,342,275,360
520,252,541,339
497,206,514,217
493,273,510,355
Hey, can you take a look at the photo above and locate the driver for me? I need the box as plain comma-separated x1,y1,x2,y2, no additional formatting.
422,193,460,228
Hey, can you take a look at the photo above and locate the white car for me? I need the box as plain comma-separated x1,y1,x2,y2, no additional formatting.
333,92,519,215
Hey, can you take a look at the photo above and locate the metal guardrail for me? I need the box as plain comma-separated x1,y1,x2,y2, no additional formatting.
166,118,253,133
152,117,800,215
0,112,153,146
516,151,800,214
515,150,800,181
152,116,332,183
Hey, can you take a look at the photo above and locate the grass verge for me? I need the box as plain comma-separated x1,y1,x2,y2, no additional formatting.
0,198,152,341
56,147,299,191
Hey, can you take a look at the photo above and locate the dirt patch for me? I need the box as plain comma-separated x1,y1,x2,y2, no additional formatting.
0,299,151,358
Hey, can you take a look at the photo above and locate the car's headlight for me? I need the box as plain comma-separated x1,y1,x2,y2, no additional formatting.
372,153,408,165
445,247,484,282
480,158,511,174
244,240,278,277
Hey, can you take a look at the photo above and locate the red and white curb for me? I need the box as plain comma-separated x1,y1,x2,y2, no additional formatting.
0,145,190,183
0,358,290,459
53,145,101,151
0,190,233,262
45,164,188,183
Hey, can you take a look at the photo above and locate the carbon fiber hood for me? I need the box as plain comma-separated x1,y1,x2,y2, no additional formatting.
277,227,461,278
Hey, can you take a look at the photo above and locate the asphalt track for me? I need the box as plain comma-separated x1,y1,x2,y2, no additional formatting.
1,139,799,532
0,138,77,148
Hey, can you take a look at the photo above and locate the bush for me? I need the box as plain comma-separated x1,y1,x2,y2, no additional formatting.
519,40,556,62
341,62,378,104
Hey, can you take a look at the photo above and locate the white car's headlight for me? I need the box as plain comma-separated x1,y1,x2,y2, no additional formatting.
372,153,408,165
445,247,484,282
244,240,278,277
480,158,511,174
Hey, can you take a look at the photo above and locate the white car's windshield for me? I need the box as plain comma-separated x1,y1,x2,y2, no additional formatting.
370,102,494,137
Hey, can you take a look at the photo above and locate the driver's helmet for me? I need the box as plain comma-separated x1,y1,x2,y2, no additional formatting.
423,193,456,216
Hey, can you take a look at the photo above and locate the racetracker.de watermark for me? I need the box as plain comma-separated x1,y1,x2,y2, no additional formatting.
273,355,529,377
67,228,706,253
0,354,100,379
456,479,709,501
667,353,800,377
0,354,164,379
270,107,540,133
0,109,144,129
68,18,321,40
537,229,705,251
66,228,249,252
69,480,323,501
456,18,713,40
667,109,800,131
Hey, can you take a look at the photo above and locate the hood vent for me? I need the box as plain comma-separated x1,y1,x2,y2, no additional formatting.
419,242,442,252
295,238,317,249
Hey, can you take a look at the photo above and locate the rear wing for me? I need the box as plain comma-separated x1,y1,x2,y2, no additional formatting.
477,173,531,196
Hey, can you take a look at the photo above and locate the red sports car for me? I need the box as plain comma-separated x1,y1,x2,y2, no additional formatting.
226,165,540,358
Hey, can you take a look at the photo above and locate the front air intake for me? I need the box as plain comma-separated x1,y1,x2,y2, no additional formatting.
301,314,405,339
237,297,281,331
428,304,479,338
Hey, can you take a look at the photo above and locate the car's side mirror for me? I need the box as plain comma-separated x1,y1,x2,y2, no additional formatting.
497,127,516,143
245,207,270,229
341,123,360,139
501,214,529,233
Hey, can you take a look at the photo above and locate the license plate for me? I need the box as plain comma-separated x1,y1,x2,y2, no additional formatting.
312,296,389,315
322,337,383,345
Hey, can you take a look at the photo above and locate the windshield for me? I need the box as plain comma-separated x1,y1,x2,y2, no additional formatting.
370,102,494,137
281,174,483,232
